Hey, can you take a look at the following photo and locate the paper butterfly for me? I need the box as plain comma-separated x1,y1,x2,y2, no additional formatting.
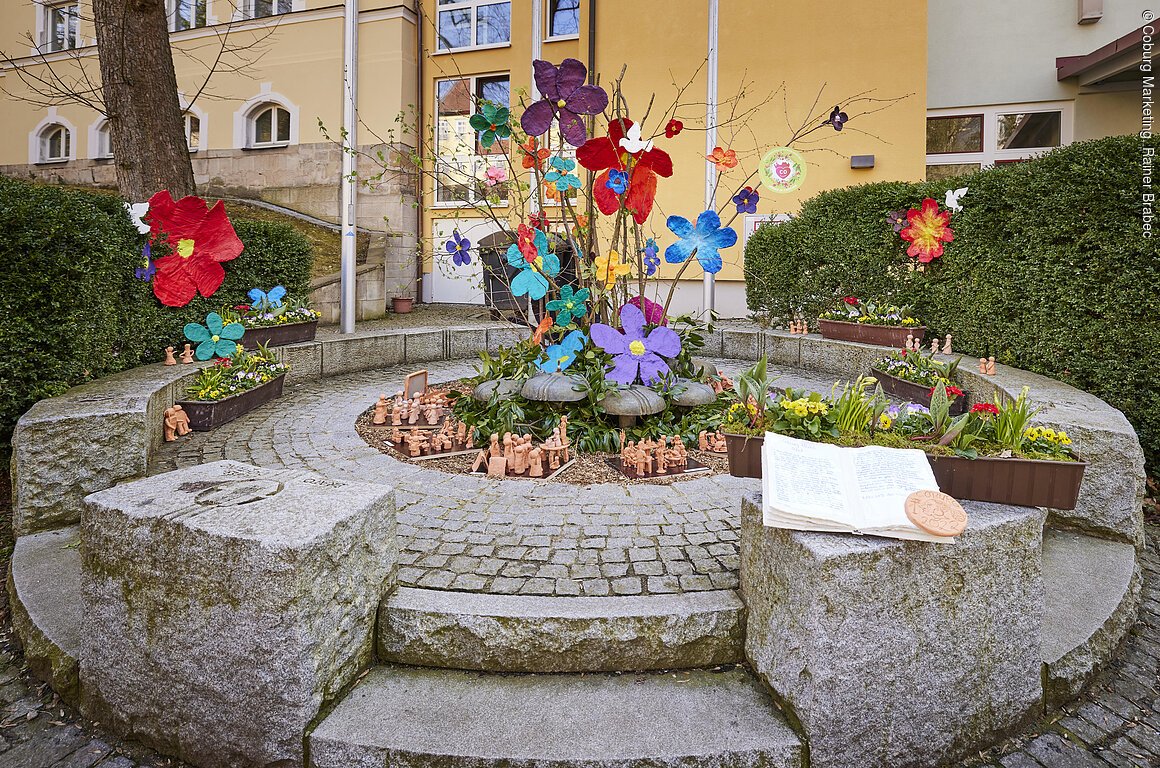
248,285,287,309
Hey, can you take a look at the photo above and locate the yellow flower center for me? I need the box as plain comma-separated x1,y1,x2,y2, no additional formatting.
211,334,220,342
565,301,574,309
629,340,646,356
557,99,567,108
177,238,195,259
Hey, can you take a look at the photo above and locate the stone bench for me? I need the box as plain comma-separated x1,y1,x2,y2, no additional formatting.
80,460,397,768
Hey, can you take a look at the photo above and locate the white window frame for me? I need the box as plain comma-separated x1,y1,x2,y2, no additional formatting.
433,73,511,208
247,103,291,147
434,0,512,53
184,112,202,152
244,0,294,20
38,123,72,163
925,101,1074,178
92,118,113,159
544,0,580,41
42,1,79,52
169,0,209,31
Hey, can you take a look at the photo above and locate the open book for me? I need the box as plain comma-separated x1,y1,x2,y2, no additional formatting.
761,432,955,543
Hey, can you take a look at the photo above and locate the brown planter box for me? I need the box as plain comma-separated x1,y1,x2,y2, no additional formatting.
724,432,763,478
927,453,1086,510
241,320,318,349
177,374,286,432
818,319,925,348
873,369,968,415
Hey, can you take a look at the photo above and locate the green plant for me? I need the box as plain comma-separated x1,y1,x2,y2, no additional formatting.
991,386,1038,453
767,388,838,440
829,376,889,434
744,134,1159,477
733,355,780,421
819,297,921,327
874,348,962,389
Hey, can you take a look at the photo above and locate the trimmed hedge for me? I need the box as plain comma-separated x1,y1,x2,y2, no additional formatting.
0,177,313,444
745,134,1160,477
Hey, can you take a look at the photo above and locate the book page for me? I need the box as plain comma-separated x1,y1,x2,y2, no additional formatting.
762,433,852,527
849,445,941,530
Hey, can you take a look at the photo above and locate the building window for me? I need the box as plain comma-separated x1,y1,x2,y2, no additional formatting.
44,2,79,52
925,103,1070,180
435,74,510,204
249,103,290,147
248,0,292,19
95,120,113,158
436,0,511,51
39,123,71,162
171,0,208,30
547,0,579,38
185,113,201,152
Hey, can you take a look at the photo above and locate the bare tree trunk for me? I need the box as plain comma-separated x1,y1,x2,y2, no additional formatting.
93,0,196,200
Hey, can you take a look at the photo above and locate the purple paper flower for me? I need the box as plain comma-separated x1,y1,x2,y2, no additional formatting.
887,209,907,233
732,186,759,214
135,242,156,282
824,105,849,131
446,230,472,266
520,58,609,147
626,295,666,326
642,238,660,276
589,303,681,386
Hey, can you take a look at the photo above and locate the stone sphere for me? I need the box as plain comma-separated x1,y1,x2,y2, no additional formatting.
599,386,666,416
471,379,523,403
670,379,718,407
520,373,588,402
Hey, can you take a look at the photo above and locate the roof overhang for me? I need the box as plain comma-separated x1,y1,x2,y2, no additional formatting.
1056,25,1149,91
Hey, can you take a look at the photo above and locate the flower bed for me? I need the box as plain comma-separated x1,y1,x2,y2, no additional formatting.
873,349,968,415
817,298,924,347
232,287,321,348
177,346,290,430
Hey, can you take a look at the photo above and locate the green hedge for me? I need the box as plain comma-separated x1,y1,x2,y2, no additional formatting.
744,134,1160,477
0,177,313,443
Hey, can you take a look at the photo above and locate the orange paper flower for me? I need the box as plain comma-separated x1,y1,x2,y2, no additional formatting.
706,146,738,171
520,137,550,170
900,197,954,263
531,314,554,346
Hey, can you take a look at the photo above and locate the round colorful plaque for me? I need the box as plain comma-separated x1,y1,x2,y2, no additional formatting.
759,146,806,194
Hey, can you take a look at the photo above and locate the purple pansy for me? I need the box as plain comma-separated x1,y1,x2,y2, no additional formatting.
824,105,848,131
589,303,681,386
887,209,907,233
520,58,609,147
732,186,759,214
446,230,471,266
134,242,156,282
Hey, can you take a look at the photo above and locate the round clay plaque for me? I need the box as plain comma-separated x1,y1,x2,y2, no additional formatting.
904,490,968,537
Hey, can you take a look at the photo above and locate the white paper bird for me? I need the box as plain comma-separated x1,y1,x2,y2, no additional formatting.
618,123,654,155
124,202,150,235
944,186,968,213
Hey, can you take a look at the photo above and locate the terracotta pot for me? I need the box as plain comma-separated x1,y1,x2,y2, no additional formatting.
241,320,318,350
818,319,925,348
873,369,968,415
392,297,415,314
177,374,286,431
724,432,763,478
927,453,1086,510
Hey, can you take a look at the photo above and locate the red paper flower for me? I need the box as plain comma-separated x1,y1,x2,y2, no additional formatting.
577,118,673,225
665,118,683,138
516,223,539,264
843,296,859,305
146,191,244,307
900,198,954,263
971,402,999,415
528,211,551,232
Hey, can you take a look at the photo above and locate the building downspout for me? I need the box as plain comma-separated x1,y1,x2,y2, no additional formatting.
339,0,359,333
415,0,426,303
703,0,718,318
587,0,596,81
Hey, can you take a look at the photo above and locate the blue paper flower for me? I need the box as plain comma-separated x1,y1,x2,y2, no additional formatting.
446,230,472,266
505,227,560,301
732,186,759,214
642,238,660,276
663,210,738,275
134,242,156,282
544,156,582,193
184,312,245,361
538,330,587,373
606,168,629,195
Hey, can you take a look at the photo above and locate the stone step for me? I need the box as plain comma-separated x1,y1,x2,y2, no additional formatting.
378,586,744,673
308,665,803,768
1040,526,1141,705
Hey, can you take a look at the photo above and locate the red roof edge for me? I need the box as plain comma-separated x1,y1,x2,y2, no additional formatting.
1057,25,1146,80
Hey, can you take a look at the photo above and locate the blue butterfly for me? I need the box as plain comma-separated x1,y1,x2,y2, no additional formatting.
248,285,286,310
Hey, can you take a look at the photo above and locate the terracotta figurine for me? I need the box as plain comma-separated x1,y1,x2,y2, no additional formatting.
163,407,177,442
978,357,988,374
930,338,941,355
986,356,996,375
373,394,390,425
170,404,191,436
943,334,952,355
163,346,177,366
529,445,544,478
180,344,195,364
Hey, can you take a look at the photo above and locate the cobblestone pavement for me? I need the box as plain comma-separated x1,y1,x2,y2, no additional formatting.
148,359,839,598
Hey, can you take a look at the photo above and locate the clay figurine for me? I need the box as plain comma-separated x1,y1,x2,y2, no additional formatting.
373,394,390,425
487,456,507,478
930,338,941,355
163,346,177,366
180,344,195,364
529,446,544,478
978,357,988,374
489,433,501,459
943,334,952,355
905,334,915,352
986,356,996,375
163,407,177,442
171,404,191,436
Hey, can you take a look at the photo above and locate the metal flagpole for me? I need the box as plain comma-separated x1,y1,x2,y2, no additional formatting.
339,0,359,334
703,0,719,317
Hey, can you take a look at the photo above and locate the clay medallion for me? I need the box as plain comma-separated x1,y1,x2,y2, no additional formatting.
904,490,968,537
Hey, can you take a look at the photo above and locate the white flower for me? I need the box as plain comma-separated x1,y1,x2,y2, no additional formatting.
124,202,150,235
618,123,653,155
944,187,968,213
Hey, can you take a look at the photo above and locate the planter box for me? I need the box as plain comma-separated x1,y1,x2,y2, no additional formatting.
927,454,1086,510
177,374,286,431
873,369,968,415
241,320,318,349
818,319,925,348
724,432,763,478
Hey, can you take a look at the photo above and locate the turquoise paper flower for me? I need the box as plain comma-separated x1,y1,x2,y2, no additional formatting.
184,312,245,360
544,156,582,193
505,228,560,301
469,102,511,149
546,285,589,327
538,330,587,373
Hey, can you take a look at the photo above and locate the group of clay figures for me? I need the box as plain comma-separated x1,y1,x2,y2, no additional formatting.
163,405,192,441
619,432,690,477
472,417,571,479
372,389,449,427
788,319,810,335
697,430,728,453
905,333,953,355
391,421,473,457
163,345,197,365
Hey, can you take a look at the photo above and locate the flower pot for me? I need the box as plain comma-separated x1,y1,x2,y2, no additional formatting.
241,320,318,350
392,297,415,314
926,453,1086,510
818,319,925,348
873,369,968,415
724,432,764,478
177,374,286,431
